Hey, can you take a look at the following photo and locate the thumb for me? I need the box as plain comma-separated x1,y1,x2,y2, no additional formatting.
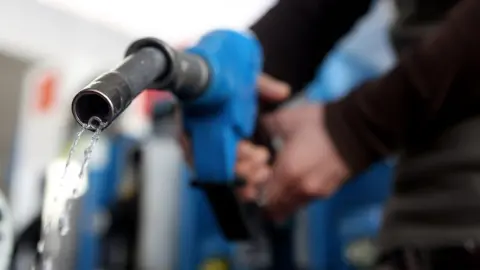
257,74,291,102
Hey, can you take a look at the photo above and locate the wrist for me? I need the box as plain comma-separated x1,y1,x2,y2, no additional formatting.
324,98,377,175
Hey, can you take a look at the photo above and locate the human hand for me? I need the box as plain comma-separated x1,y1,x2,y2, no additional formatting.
179,73,290,201
261,103,351,221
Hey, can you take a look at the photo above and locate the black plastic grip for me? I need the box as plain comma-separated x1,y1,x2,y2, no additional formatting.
191,178,266,241
126,38,210,100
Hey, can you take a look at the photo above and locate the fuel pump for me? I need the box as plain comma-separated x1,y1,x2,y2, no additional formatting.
69,30,263,270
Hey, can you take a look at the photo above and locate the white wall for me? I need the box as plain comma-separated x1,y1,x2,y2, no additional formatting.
0,0,134,231
38,0,276,45
0,0,132,64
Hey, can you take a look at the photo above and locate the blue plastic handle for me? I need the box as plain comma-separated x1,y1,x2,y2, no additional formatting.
182,30,263,184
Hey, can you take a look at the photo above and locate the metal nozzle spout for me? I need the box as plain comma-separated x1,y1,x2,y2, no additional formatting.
72,46,170,131
71,70,138,131
71,88,116,131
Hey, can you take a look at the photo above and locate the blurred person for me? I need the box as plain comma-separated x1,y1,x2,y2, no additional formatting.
181,1,480,270
230,0,480,269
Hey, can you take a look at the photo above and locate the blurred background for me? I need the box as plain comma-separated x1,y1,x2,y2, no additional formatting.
0,0,397,269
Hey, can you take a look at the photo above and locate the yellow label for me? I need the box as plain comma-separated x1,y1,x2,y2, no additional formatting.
201,258,229,270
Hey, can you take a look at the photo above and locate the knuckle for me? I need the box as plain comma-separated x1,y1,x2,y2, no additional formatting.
256,147,270,162
252,168,270,184
238,140,251,149
301,180,333,198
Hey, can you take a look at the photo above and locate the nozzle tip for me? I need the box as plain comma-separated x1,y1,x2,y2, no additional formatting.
71,89,114,130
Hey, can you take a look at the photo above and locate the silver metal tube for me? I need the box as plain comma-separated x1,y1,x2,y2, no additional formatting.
136,104,182,269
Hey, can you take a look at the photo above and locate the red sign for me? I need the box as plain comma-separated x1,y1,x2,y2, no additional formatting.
34,71,58,113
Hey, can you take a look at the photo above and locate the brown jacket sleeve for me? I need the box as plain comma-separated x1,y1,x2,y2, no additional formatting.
325,0,480,174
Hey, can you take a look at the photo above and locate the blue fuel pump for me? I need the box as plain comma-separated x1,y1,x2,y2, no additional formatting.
74,133,137,270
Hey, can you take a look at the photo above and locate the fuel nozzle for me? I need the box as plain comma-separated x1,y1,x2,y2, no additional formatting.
71,38,210,131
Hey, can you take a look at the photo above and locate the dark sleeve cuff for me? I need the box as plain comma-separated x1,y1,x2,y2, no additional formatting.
324,96,380,174
322,67,411,175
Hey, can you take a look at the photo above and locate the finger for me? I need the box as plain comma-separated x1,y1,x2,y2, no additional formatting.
259,176,283,209
260,144,300,219
235,160,254,176
236,162,270,183
257,74,291,101
238,186,257,202
237,143,270,164
260,162,291,209
249,167,271,186
237,141,256,160
250,146,270,164
237,168,270,201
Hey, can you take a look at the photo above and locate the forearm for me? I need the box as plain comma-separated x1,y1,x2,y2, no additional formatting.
325,0,480,174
